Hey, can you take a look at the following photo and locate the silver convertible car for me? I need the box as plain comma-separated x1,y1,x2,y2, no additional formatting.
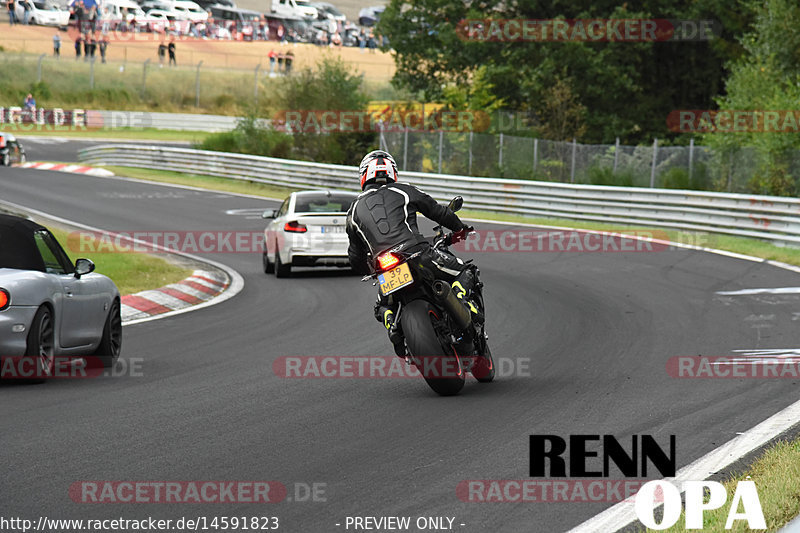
0,215,121,381
262,190,358,277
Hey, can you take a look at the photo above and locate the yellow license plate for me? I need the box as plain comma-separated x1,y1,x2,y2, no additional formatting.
379,262,414,295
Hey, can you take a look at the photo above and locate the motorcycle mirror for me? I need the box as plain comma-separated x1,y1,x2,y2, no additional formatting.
448,196,463,212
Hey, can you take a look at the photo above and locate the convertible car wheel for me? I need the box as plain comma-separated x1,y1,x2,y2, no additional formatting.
2,153,9,166
25,305,55,383
94,299,122,367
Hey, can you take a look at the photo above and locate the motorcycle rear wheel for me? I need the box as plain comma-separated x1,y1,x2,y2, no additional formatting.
402,299,465,396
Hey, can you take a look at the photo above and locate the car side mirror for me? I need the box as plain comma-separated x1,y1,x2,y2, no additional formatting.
262,209,277,219
448,196,463,212
74,258,95,278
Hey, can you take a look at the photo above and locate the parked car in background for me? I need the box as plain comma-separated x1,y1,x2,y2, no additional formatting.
262,190,358,277
15,0,70,27
310,1,344,22
144,8,189,33
358,5,383,26
208,4,261,37
0,133,26,167
271,0,317,20
104,0,147,29
170,0,207,22
0,215,122,382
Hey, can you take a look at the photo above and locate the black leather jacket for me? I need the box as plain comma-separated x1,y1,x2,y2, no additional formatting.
346,182,466,275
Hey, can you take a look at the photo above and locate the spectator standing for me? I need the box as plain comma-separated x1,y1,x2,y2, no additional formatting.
367,30,376,53
99,34,108,63
73,0,85,33
284,50,293,74
100,6,110,33
268,49,276,74
7,0,16,25
277,23,285,43
359,29,366,52
168,36,176,66
23,0,30,24
53,33,61,57
89,34,97,60
23,93,36,113
277,51,283,73
157,40,166,66
88,5,96,32
74,34,82,59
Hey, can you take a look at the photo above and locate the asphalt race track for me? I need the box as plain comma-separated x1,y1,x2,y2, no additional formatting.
2,158,800,532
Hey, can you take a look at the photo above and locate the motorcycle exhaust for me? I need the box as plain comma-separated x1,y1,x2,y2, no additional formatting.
431,280,472,331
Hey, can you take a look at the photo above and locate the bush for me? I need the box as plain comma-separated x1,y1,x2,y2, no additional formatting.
199,57,377,166
586,166,634,187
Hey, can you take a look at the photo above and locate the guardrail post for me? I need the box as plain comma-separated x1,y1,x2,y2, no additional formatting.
141,59,150,98
438,129,443,174
727,151,734,192
468,131,473,176
533,138,538,174
650,138,658,187
37,53,45,83
253,63,261,104
498,133,504,175
195,61,203,108
90,57,95,90
613,137,619,173
403,128,408,171
688,138,694,183
570,138,577,183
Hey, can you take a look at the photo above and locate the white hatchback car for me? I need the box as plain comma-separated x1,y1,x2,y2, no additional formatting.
262,190,358,277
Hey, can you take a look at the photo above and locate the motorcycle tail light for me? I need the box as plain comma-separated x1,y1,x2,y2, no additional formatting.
284,221,307,233
0,288,9,311
377,252,400,271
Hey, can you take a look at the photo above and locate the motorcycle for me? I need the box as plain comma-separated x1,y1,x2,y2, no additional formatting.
362,196,495,396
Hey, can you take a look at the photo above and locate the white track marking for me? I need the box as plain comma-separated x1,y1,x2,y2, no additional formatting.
716,287,800,295
0,198,244,327
568,399,800,532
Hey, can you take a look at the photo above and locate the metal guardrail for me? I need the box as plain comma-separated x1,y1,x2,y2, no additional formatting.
85,111,240,132
78,144,800,246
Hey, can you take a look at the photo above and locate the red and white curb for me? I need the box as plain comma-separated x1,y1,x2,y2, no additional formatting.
20,161,114,177
121,270,230,324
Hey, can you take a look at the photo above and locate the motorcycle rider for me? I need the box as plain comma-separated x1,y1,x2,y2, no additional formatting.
346,150,483,357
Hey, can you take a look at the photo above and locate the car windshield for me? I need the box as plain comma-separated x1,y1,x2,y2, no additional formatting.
294,194,355,213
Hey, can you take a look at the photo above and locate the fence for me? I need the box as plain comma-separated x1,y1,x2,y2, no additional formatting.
378,130,792,195
78,144,800,246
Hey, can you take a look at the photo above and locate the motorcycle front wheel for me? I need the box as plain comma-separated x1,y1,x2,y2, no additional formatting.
402,299,465,396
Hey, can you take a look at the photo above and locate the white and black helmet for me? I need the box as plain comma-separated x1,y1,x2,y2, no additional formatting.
359,150,398,190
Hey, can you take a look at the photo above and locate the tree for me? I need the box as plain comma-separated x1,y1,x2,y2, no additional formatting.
702,0,800,196
379,0,755,144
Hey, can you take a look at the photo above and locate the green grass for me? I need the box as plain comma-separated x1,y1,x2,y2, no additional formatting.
13,127,211,143
49,226,191,296
647,437,800,532
0,52,275,115
104,165,297,199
